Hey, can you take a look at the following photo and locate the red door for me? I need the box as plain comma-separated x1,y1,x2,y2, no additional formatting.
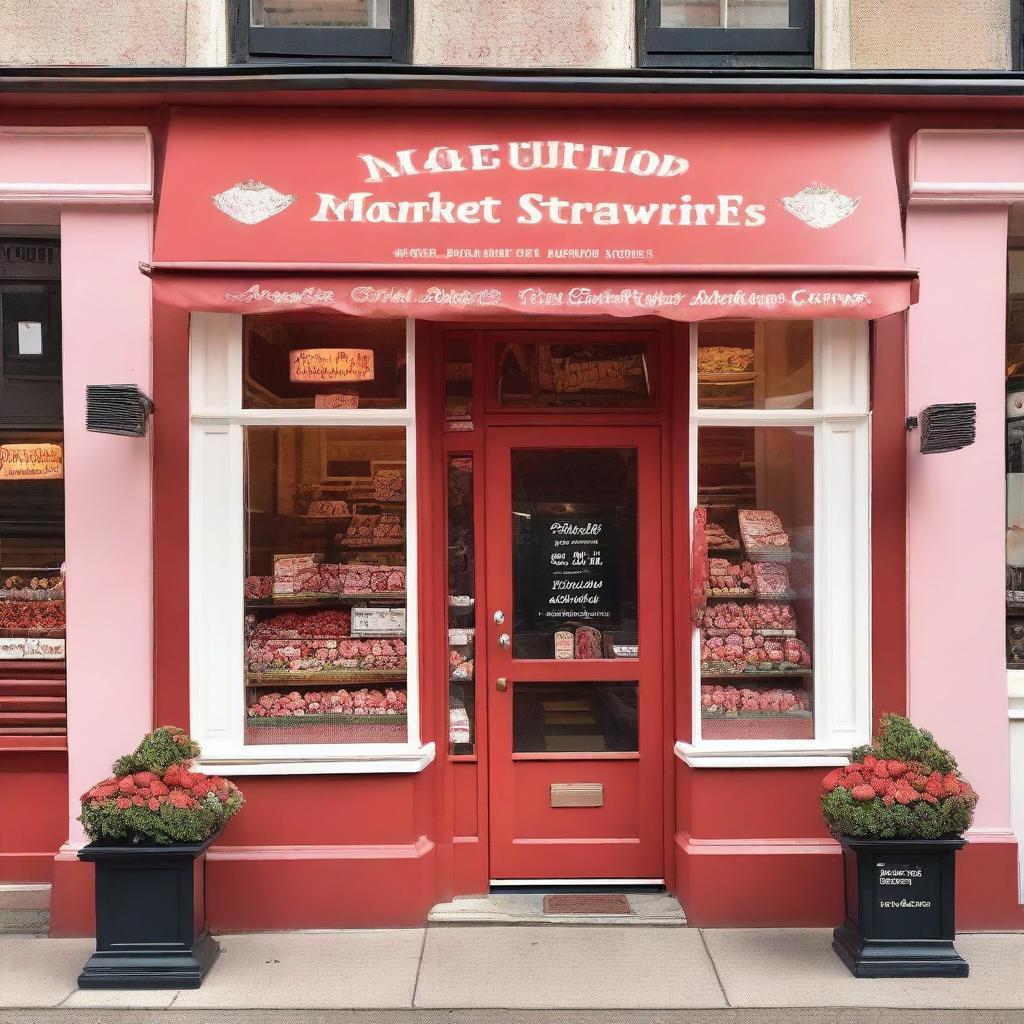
486,426,664,880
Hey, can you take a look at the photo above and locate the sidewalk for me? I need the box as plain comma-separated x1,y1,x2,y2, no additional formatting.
2,927,1024,1015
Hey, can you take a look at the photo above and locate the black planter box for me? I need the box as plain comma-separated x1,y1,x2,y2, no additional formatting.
833,835,968,978
77,832,220,989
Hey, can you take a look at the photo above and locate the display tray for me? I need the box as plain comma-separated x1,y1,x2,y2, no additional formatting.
248,711,407,727
701,715,813,741
247,594,406,609
246,670,407,686
0,628,65,639
334,542,406,552
702,627,798,638
697,371,757,383
244,718,407,745
704,591,799,602
704,588,756,599
700,668,813,678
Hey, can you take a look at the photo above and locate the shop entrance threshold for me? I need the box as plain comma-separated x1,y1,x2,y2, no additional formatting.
428,891,686,926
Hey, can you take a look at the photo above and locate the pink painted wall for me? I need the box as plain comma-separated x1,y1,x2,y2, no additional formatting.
60,206,153,847
906,203,1011,833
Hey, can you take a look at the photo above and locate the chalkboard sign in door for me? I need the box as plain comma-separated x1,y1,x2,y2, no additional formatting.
533,514,619,625
509,447,638,659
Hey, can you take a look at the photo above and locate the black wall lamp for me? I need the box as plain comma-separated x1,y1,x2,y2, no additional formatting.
86,385,154,438
905,403,977,454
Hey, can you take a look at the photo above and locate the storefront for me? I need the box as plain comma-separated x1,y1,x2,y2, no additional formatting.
5,87,1017,935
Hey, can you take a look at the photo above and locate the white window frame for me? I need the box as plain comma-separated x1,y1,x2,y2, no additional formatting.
676,318,872,769
188,312,434,776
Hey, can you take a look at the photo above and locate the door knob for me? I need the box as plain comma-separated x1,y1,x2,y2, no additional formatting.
496,677,508,693
493,609,505,624
498,632,511,649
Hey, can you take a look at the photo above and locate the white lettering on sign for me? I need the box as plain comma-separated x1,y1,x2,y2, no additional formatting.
357,141,691,183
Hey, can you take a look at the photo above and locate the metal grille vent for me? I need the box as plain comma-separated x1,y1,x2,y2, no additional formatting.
85,385,153,438
918,403,977,455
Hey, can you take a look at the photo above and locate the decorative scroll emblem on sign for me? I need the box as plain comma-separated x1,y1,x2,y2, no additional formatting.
780,184,861,229
212,180,296,225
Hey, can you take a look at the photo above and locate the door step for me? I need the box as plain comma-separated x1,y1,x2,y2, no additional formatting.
428,892,686,926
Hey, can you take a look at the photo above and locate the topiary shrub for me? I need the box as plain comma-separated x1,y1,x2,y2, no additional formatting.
821,714,976,840
80,727,243,845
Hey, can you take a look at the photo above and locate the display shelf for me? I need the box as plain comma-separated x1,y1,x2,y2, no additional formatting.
246,670,407,686
703,627,797,637
247,594,406,610
334,543,405,552
704,591,800,602
700,669,813,679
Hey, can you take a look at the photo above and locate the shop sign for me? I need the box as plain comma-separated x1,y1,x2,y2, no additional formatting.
157,112,906,271
289,348,374,383
533,514,618,624
0,443,63,480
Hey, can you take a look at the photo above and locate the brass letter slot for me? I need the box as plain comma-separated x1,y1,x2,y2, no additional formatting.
550,783,604,808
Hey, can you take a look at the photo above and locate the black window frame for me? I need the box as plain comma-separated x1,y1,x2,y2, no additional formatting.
236,0,411,62
638,0,814,68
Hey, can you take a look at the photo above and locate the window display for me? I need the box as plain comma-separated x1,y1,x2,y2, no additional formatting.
243,425,408,745
696,426,814,741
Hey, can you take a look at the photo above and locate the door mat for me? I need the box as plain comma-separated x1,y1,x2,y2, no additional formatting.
543,893,632,915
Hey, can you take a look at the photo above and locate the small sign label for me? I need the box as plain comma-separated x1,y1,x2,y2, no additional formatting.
873,859,942,941
352,606,406,636
17,321,42,355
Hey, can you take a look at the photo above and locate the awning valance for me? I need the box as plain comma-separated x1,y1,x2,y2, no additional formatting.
151,272,916,322
153,108,915,318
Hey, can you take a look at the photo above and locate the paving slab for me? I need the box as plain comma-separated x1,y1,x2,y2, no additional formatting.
0,935,92,1008
703,928,1024,1009
172,930,424,1009
415,925,726,1008
61,988,178,1009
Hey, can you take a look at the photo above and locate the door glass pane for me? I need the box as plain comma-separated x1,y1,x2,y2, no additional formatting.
496,340,653,409
447,453,475,754
251,0,390,28
697,321,813,411
243,425,408,746
697,426,814,741
511,448,638,660
513,682,638,753
661,0,722,25
726,0,790,27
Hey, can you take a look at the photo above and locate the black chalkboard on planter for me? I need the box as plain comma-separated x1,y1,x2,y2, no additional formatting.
833,836,968,978
77,831,220,989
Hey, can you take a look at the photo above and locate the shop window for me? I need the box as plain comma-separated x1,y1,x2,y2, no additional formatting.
0,235,65,744
685,319,870,764
240,0,410,61
639,0,814,68
190,314,426,774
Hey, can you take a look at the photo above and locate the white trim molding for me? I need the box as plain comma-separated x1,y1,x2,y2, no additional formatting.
675,740,850,769
675,831,841,856
196,743,436,777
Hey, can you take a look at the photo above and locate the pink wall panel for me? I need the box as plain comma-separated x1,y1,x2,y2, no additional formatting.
906,203,1011,833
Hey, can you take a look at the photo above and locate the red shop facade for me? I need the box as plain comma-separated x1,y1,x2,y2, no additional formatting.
12,89,988,934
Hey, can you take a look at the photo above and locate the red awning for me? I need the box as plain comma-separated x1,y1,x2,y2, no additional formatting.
152,108,916,319
151,272,915,322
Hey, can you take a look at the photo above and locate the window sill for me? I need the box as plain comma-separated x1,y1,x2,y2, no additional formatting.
195,742,435,776
675,740,850,769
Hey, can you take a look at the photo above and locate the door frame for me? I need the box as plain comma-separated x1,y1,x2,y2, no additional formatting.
427,320,683,893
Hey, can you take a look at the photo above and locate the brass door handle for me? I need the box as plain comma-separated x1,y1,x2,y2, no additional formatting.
496,677,508,693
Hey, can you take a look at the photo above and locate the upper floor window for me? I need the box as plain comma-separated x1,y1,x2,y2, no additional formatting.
242,0,410,61
639,0,814,68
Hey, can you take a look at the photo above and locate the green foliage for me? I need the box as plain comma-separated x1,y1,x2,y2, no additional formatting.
870,713,958,775
80,790,243,846
821,786,974,840
112,726,201,777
